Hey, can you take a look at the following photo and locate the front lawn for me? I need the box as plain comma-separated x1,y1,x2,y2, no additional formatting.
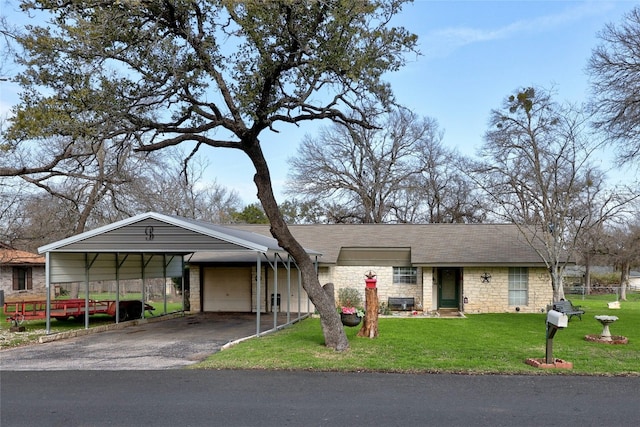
195,294,640,375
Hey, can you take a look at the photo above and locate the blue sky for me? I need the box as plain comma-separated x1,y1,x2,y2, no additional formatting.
212,0,638,204
1,1,637,204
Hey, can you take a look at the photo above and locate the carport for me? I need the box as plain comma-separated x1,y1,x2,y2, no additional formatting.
38,212,319,335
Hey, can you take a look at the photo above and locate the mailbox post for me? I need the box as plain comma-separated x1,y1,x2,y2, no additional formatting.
545,309,568,364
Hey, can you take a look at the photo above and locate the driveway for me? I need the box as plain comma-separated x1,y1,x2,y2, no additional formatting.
0,312,297,370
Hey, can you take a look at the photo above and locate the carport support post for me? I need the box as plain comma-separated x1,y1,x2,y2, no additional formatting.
45,252,51,334
286,256,291,323
180,256,185,315
273,256,278,330
141,254,146,320
84,253,90,330
256,253,261,337
115,253,120,323
163,254,167,315
297,267,302,320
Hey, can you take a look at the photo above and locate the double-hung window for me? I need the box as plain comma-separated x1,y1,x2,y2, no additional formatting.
508,267,528,305
12,267,33,291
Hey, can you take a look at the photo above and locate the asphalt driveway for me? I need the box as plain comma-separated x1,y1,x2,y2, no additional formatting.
0,312,296,370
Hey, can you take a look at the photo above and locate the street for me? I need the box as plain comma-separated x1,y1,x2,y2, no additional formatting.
1,370,639,426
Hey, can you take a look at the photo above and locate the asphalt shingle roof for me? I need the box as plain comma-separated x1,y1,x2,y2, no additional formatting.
0,244,45,265
228,223,547,266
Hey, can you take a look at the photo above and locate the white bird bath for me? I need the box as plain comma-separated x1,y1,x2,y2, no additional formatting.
594,315,618,341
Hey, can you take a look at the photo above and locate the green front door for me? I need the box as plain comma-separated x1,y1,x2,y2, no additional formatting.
438,268,460,309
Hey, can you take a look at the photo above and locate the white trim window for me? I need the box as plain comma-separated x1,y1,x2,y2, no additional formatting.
508,267,528,305
393,267,417,284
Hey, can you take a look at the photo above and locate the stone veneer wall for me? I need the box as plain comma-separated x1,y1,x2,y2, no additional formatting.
462,267,552,314
327,265,424,310
188,265,200,312
190,264,553,315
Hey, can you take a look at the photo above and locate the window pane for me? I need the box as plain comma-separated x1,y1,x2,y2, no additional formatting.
508,267,528,305
393,267,417,284
13,267,27,291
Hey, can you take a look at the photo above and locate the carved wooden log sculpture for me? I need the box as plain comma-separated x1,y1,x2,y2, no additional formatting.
357,287,379,338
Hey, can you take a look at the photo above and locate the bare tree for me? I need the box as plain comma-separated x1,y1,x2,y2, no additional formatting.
6,1,418,350
124,150,242,223
473,87,637,301
0,177,29,245
598,215,640,300
393,145,486,223
1,145,240,250
286,108,481,223
588,6,640,166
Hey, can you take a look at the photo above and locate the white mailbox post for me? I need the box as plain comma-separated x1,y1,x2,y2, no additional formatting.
546,309,568,364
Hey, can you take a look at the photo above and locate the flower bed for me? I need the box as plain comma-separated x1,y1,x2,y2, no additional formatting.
525,358,573,369
584,334,628,344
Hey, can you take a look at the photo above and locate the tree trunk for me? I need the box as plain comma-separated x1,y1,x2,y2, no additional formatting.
620,262,630,301
70,282,79,299
357,287,379,339
245,142,349,351
551,267,565,302
584,259,591,295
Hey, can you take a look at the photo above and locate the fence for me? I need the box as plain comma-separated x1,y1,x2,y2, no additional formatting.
53,278,179,301
564,283,639,300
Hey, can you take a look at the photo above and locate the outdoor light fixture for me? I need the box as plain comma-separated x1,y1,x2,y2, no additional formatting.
480,272,492,283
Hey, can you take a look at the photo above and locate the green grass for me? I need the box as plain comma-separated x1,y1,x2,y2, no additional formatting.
195,294,640,376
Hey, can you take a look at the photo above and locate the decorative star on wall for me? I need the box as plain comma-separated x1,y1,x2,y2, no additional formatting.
481,272,492,283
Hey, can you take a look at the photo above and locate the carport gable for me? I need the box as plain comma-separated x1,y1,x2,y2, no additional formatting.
38,212,273,255
37,213,283,285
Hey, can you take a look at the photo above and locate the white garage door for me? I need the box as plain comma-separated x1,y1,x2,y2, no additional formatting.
203,267,251,312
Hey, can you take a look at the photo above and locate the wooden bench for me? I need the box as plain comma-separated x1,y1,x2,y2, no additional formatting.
388,297,415,311
552,300,585,321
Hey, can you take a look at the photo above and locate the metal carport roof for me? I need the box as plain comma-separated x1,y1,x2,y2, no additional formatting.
37,212,320,335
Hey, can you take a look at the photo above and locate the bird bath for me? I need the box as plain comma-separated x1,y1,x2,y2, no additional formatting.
594,315,618,341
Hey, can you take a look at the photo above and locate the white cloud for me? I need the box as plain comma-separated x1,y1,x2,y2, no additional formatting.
422,1,616,59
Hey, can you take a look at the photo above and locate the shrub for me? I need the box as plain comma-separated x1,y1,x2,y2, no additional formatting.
337,287,362,309
591,272,620,286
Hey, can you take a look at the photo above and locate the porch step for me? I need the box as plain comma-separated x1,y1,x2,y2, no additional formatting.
437,309,463,318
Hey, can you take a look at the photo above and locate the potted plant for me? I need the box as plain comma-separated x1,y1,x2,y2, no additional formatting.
337,287,364,327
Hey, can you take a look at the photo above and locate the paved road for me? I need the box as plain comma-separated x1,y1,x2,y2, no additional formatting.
0,312,292,370
2,370,639,426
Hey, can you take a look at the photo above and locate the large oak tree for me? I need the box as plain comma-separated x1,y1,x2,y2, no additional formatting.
5,0,418,350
